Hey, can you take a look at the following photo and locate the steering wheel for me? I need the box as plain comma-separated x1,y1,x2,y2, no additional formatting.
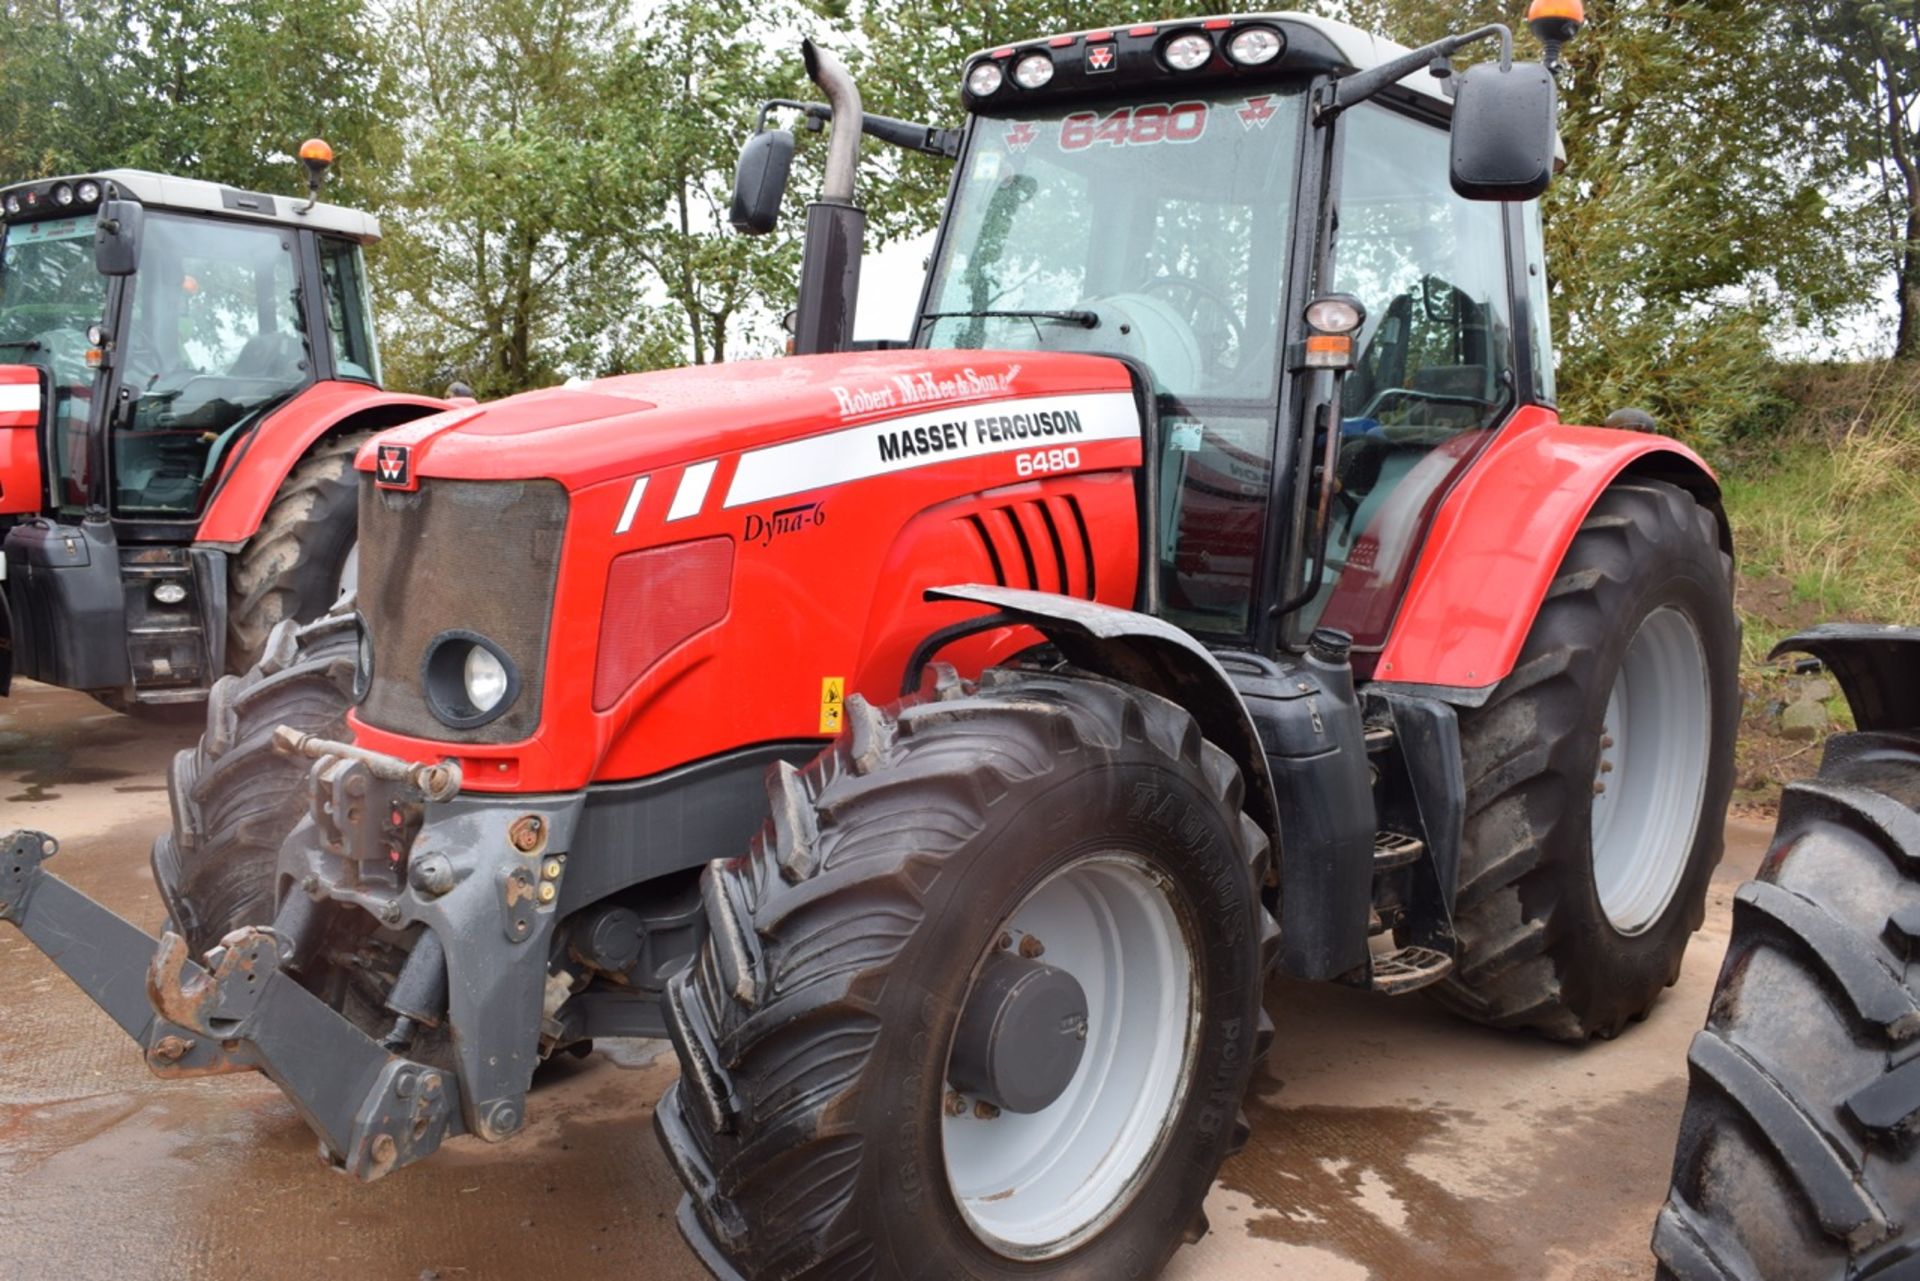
1141,276,1245,377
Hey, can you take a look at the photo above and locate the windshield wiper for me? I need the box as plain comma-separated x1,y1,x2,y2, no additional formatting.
0,339,41,352
921,308,1099,329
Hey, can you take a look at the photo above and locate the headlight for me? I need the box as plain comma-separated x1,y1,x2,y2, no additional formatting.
53,183,74,207
422,630,520,729
1227,27,1284,66
1013,52,1054,89
465,645,509,712
152,582,188,605
1163,32,1213,72
2,194,18,216
76,180,101,204
966,61,1004,97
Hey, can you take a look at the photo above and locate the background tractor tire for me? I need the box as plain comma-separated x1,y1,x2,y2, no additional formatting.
152,612,356,958
1433,479,1739,1040
1653,730,1920,1278
227,430,371,673
656,668,1278,1280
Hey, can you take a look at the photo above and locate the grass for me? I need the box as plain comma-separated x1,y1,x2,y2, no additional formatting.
1711,361,1920,803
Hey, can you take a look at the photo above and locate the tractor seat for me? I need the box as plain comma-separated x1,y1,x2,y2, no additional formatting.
225,332,305,381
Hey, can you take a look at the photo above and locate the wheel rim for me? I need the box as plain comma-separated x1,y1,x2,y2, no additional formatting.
335,541,360,603
1590,605,1712,935
942,852,1199,1259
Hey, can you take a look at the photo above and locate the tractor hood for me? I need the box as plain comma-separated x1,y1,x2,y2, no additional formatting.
355,349,1139,495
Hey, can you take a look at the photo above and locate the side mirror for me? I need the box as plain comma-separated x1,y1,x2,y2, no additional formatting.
93,200,144,276
731,129,796,236
1448,60,1557,202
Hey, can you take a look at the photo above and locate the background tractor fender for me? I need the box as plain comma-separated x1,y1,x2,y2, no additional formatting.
926,584,1279,839
194,382,453,547
1769,624,1920,732
1373,413,1728,699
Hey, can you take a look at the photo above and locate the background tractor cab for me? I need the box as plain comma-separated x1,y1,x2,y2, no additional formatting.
0,146,450,709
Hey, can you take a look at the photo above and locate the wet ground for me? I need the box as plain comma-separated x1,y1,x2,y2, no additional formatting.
0,676,1770,1280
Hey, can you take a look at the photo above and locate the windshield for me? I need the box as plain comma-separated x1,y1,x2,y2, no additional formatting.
920,87,1305,401
115,212,310,515
0,215,108,508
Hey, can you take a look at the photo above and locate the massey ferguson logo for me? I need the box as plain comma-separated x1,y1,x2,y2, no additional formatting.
1005,122,1038,151
1086,42,1116,72
1239,96,1278,130
375,442,414,490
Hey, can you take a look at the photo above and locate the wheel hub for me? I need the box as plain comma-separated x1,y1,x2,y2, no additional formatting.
948,950,1090,1114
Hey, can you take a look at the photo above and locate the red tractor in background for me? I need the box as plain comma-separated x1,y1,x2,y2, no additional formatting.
3,6,1747,1279
0,145,451,711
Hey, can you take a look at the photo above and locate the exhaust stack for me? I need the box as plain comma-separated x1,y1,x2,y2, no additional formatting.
793,39,865,356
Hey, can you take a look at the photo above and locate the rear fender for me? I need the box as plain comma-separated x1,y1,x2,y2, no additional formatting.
925,584,1279,839
1374,410,1726,699
194,382,452,546
1770,625,1920,733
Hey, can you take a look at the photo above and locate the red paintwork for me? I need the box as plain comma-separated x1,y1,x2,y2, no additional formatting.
194,380,451,544
346,349,1143,792
1372,405,1719,691
0,365,41,515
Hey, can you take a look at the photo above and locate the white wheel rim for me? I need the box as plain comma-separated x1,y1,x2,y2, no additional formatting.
335,541,360,603
942,852,1199,1259
1590,605,1712,935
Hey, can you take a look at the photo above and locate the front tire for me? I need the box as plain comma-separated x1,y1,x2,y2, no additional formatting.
152,612,356,957
656,668,1278,1279
1654,731,1920,1278
1435,479,1739,1040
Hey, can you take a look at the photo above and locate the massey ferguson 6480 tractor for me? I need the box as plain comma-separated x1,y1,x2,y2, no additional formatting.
4,7,1744,1278
0,146,450,711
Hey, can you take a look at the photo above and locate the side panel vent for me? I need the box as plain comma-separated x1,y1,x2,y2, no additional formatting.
960,495,1097,599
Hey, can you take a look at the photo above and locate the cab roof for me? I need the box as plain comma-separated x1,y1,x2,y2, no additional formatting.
0,168,381,243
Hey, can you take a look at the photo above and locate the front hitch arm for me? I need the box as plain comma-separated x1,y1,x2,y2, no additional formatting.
1,829,464,1181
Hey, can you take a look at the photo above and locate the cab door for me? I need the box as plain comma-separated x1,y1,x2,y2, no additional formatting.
1294,100,1534,665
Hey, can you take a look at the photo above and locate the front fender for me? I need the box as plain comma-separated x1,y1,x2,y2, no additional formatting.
926,584,1278,839
1771,625,1920,733
195,382,453,546
1374,409,1724,698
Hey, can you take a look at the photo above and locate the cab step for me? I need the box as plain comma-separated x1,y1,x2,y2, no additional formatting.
1373,829,1425,871
1364,724,1396,754
1369,945,1454,995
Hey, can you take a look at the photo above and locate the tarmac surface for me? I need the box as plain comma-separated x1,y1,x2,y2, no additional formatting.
0,676,1770,1280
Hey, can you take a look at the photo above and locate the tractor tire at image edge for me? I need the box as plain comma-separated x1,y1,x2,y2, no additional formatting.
1654,730,1920,1279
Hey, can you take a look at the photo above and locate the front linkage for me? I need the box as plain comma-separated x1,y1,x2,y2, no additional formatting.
0,727,580,1181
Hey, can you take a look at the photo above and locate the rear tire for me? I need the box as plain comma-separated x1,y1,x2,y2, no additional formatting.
1433,479,1739,1040
1653,731,1920,1278
656,668,1278,1279
227,431,370,673
152,612,356,958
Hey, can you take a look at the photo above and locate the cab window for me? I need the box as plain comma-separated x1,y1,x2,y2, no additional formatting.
320,237,381,384
1304,102,1516,647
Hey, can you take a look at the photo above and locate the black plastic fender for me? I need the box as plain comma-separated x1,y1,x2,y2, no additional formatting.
1771,625,1920,733
924,584,1280,842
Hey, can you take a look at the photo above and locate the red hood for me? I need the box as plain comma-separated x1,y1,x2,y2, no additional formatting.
355,349,1136,491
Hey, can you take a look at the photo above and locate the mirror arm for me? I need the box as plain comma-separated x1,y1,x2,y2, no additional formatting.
757,98,960,160
1316,23,1512,122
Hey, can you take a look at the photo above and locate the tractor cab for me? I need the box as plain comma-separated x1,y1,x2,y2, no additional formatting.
0,156,441,707
909,14,1557,662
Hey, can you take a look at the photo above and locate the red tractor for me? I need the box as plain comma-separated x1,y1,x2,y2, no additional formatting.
0,144,451,712
3,7,1741,1278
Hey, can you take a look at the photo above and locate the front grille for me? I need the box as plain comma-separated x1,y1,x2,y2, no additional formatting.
357,477,568,743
